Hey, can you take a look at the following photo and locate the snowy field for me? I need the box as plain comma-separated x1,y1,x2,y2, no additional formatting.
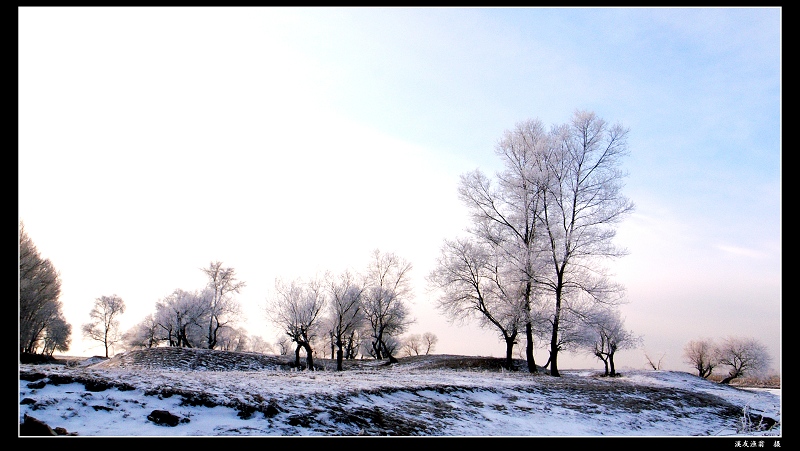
18,348,781,438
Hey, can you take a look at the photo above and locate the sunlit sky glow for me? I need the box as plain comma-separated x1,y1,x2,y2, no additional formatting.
18,7,781,373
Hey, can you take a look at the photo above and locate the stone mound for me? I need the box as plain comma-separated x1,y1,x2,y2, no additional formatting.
89,347,287,371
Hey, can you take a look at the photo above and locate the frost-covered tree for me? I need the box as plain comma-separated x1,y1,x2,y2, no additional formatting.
579,306,640,376
326,270,366,371
716,336,772,384
343,328,365,360
401,334,423,356
215,326,249,352
248,335,274,354
455,119,550,373
683,338,719,379
123,314,161,350
274,335,291,355
266,276,327,370
536,111,633,376
428,237,526,369
201,261,245,350
422,332,438,355
41,315,71,356
155,289,208,348
81,294,126,358
439,112,633,376
19,222,68,355
362,250,414,364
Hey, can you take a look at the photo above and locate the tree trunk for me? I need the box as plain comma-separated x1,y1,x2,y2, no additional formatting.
294,344,302,368
609,353,616,377
336,349,344,371
303,343,314,370
525,322,537,373
381,338,398,364
549,282,563,377
504,337,515,369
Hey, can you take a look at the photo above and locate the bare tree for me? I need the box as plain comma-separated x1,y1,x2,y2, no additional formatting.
683,338,719,379
428,237,525,369
344,328,365,360
644,350,665,370
537,111,634,376
266,276,327,370
81,294,126,358
19,222,68,355
363,250,414,364
326,270,366,371
274,335,291,356
422,332,438,355
716,336,772,384
201,261,245,350
401,334,423,356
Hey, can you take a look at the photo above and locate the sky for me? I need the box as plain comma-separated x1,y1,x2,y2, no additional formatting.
18,7,781,374
18,353,782,437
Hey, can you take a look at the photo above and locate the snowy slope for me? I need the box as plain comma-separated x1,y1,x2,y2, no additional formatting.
18,348,781,437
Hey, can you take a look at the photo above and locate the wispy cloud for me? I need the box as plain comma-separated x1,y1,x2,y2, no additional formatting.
715,244,769,259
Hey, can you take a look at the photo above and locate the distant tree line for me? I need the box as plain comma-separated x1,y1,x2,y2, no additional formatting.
121,255,436,371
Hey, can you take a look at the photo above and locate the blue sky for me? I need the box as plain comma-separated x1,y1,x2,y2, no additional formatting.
18,7,781,373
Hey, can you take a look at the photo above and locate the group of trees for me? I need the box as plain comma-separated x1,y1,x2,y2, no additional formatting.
267,250,414,370
400,332,438,357
122,261,246,353
19,222,71,356
683,336,772,384
266,249,416,371
428,110,637,376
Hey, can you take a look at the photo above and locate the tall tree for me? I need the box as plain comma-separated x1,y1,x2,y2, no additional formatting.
19,222,68,355
455,119,553,373
81,294,126,358
537,110,633,376
266,276,327,370
201,261,245,350
362,250,414,364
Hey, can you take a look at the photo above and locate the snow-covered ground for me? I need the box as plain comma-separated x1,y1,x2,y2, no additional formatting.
18,348,781,438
